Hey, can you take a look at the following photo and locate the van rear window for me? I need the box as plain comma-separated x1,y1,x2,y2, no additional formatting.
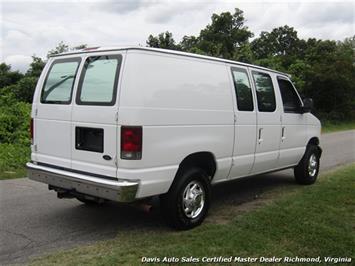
41,58,81,104
76,55,122,106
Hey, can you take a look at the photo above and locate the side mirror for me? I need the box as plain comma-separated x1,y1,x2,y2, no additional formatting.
301,98,313,113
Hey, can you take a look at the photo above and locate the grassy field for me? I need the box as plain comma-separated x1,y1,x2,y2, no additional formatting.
31,164,355,266
322,120,355,133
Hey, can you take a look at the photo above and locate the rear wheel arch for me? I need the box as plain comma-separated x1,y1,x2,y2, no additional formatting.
176,151,217,182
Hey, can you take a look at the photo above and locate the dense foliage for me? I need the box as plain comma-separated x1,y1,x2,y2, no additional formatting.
0,7,354,172
0,92,31,172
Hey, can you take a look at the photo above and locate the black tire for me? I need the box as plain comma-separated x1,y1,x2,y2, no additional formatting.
160,167,211,230
294,145,321,185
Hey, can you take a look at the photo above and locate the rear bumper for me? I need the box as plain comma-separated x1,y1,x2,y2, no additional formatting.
26,162,139,202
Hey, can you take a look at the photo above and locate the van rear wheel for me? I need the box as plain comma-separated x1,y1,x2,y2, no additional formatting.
294,145,321,185
160,167,211,230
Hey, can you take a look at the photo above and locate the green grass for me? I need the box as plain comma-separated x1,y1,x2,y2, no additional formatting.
31,164,355,266
322,120,355,133
0,143,30,180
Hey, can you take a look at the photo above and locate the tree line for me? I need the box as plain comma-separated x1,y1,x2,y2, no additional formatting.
1,8,354,125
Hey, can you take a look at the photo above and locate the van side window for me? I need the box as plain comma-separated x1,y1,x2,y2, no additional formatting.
41,58,81,104
252,71,276,112
277,77,302,113
76,55,122,106
231,67,254,111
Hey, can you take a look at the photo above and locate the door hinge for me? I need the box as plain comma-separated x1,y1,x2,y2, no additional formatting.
114,156,118,167
115,112,119,123
34,144,38,152
234,114,237,123
35,108,38,117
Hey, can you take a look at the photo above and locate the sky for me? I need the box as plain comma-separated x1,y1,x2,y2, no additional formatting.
1,0,354,72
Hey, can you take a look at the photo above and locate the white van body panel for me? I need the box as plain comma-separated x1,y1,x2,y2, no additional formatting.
307,114,322,144
118,51,234,197
28,46,321,202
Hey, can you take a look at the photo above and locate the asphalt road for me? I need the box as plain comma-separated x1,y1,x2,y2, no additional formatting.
1,130,354,265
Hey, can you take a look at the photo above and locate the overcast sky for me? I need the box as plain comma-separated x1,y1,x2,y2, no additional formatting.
1,0,354,72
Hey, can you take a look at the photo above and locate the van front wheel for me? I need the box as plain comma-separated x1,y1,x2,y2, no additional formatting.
160,167,211,230
294,145,321,185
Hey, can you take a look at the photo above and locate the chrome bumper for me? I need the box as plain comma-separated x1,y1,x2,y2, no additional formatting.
26,162,139,202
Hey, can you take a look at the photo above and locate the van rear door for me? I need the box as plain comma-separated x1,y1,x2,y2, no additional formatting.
35,57,81,168
71,54,123,178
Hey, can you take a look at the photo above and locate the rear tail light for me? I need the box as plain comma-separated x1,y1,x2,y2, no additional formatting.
121,126,142,160
30,118,34,144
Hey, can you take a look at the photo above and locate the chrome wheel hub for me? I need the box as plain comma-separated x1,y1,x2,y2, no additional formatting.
182,181,205,219
308,154,318,177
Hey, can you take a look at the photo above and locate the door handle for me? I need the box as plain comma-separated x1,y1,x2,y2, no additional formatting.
258,128,263,144
103,155,112,161
281,127,286,141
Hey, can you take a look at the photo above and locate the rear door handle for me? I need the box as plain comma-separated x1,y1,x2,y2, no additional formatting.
103,155,112,161
281,127,286,141
258,128,263,144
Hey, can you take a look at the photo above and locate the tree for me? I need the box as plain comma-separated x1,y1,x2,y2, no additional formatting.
301,39,355,120
146,9,253,59
250,31,274,59
12,76,38,103
197,8,253,59
72,44,88,50
47,42,87,58
232,43,254,63
26,56,45,78
0,63,23,89
146,31,179,50
47,41,69,58
251,25,308,71
251,26,303,59
180,35,200,52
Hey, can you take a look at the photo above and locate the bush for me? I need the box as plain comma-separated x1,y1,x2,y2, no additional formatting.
0,92,31,174
0,93,31,145
0,143,30,171
13,76,38,103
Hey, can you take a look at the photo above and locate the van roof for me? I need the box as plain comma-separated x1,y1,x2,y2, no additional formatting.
51,46,289,77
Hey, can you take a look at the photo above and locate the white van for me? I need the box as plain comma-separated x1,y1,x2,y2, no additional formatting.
27,47,322,229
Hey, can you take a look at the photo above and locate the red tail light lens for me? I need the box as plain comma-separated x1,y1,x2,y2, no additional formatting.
121,126,142,160
30,118,34,144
